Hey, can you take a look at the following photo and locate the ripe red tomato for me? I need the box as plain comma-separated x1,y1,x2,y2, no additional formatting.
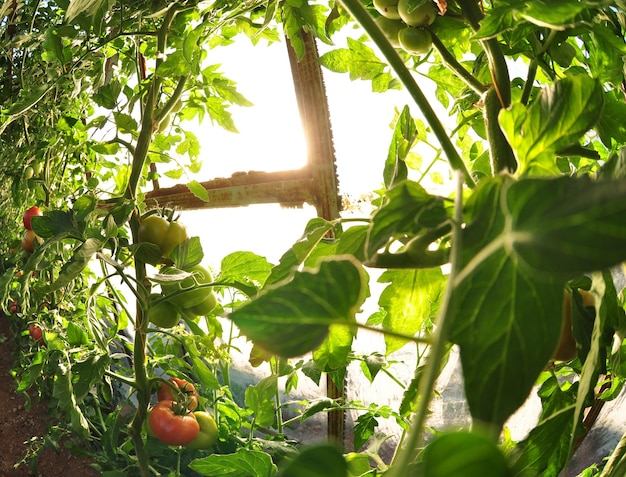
157,377,199,411
23,206,43,230
29,324,43,344
21,230,39,254
138,215,188,258
9,301,19,314
148,400,199,446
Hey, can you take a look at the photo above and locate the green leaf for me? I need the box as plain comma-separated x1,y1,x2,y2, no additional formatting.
43,238,103,293
353,413,378,451
383,105,415,189
266,218,336,285
520,0,587,29
510,407,575,476
506,177,626,276
187,180,210,203
312,324,354,372
190,448,277,477
113,112,138,134
66,0,109,22
379,268,444,355
245,375,278,428
366,181,448,258
318,38,395,92
499,75,604,175
31,210,82,240
415,431,512,477
229,257,367,358
278,444,347,477
220,251,273,285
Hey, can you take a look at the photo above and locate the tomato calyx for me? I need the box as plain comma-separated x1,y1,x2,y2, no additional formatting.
157,377,199,412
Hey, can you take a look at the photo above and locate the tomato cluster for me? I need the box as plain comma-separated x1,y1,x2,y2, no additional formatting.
138,215,188,258
374,0,437,55
149,263,218,328
21,206,43,254
148,377,218,449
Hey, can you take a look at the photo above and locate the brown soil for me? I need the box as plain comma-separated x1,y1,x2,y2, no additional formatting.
0,317,100,477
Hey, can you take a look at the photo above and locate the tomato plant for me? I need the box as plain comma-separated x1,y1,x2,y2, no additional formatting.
373,0,401,20
148,400,199,446
22,206,42,231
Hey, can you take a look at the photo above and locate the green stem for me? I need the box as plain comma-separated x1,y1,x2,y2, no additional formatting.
520,30,558,105
429,31,486,95
126,8,178,477
457,0,511,107
385,171,465,477
356,323,431,345
338,0,476,189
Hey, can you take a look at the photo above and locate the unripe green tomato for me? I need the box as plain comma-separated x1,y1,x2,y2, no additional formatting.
398,27,432,55
184,411,218,450
188,292,218,316
398,0,437,27
23,166,34,180
373,0,401,20
33,162,44,176
148,295,181,328
161,264,215,309
375,16,406,48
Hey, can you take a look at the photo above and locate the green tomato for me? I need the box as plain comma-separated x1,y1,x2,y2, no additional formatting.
188,292,218,316
376,17,405,48
398,27,432,55
373,0,401,20
161,264,215,309
138,215,188,258
398,0,437,27
148,295,181,328
184,411,218,450
33,162,44,176
23,166,34,180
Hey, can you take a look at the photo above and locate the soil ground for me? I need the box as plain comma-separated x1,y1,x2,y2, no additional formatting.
0,316,100,477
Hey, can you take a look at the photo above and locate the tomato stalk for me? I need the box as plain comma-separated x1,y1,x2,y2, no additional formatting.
338,0,476,189
387,171,466,476
124,7,179,476
428,31,486,95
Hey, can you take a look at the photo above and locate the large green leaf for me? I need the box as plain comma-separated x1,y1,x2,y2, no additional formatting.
414,431,512,477
378,268,444,355
277,444,347,477
229,256,367,358
189,448,277,477
499,75,604,175
448,174,626,430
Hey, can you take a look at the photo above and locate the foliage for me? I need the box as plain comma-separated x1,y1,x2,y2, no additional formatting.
1,0,626,476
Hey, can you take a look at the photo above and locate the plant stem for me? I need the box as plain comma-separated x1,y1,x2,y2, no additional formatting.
600,430,626,477
385,171,465,477
125,8,178,477
429,32,486,95
338,0,475,189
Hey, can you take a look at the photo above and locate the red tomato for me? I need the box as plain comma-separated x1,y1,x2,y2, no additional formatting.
157,377,199,411
10,301,19,314
29,324,43,344
148,400,199,446
23,206,43,230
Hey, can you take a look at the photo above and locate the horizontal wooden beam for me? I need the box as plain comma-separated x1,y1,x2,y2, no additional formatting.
144,168,317,210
